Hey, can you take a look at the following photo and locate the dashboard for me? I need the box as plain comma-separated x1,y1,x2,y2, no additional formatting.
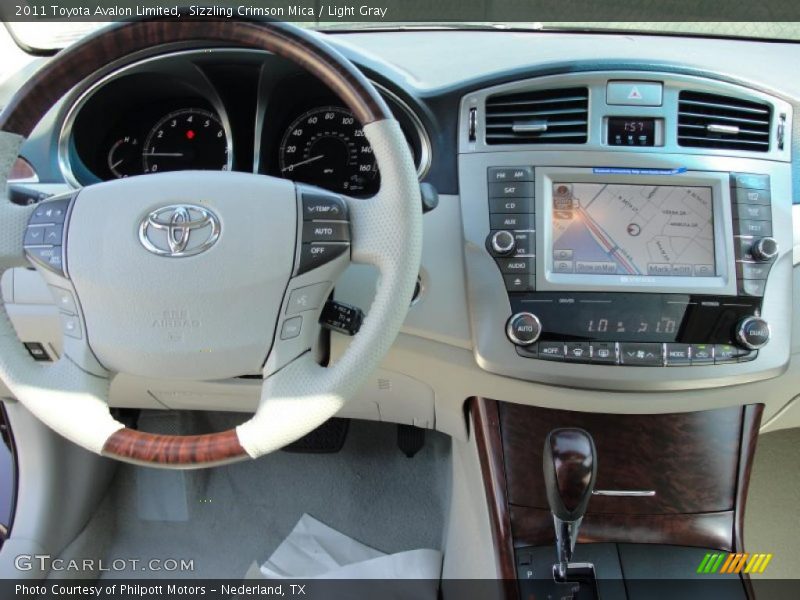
58,49,431,196
4,29,800,436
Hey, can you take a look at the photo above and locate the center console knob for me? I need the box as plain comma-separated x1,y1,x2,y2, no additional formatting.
736,316,771,350
752,237,779,262
506,312,542,346
491,230,516,256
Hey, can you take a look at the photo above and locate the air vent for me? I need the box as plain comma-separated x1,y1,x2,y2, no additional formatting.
678,91,771,152
485,87,589,145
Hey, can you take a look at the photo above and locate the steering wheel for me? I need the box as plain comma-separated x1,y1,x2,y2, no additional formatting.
0,19,421,468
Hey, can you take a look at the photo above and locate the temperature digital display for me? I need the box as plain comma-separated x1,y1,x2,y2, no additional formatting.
608,117,657,146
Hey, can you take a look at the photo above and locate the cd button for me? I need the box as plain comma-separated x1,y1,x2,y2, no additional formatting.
489,197,534,214
619,343,663,366
590,342,617,364
665,344,691,366
690,344,714,365
538,341,566,360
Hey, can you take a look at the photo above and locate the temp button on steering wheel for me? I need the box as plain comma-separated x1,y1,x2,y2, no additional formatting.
297,190,350,275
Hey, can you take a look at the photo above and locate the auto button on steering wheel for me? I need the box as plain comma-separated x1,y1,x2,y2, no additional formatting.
297,191,351,274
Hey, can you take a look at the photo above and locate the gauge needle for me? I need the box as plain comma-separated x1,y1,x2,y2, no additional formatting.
281,154,325,172
110,159,123,169
142,152,185,157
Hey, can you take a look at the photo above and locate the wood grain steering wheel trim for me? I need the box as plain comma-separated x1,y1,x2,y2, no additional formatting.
0,18,393,466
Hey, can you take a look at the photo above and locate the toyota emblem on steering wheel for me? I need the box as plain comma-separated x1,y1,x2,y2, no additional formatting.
139,204,221,257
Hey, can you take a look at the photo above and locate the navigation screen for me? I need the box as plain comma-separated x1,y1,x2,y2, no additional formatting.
551,183,715,277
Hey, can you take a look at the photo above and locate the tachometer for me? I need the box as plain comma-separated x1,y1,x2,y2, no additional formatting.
278,106,378,195
143,108,230,174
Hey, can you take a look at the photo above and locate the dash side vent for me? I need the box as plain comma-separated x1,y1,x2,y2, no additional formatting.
485,87,589,145
678,91,771,152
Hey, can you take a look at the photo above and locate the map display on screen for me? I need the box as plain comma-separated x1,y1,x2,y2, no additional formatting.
551,183,715,277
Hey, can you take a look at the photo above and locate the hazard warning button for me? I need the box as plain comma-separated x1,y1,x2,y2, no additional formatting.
606,81,663,106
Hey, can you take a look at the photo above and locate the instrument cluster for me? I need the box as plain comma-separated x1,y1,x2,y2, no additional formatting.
60,55,430,197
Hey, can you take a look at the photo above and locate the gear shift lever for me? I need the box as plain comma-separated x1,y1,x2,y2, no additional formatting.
543,428,597,581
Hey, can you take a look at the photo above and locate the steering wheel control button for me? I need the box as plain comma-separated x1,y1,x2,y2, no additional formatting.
302,221,350,243
43,224,64,245
505,312,541,346
319,300,364,336
280,316,303,340
29,199,69,224
60,314,82,339
286,282,330,315
736,316,771,350
302,193,348,220
50,286,77,315
23,226,45,245
298,243,349,274
619,343,664,366
26,246,64,275
665,344,691,366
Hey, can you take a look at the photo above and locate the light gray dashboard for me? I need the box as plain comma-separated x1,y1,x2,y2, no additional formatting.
3,28,800,437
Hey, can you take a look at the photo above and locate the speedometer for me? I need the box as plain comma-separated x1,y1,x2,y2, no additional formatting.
278,106,378,195
143,108,230,174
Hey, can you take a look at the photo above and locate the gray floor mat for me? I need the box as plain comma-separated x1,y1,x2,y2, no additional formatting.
743,428,800,579
60,417,451,579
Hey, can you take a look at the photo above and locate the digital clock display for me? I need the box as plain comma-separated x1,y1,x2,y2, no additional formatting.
608,117,657,146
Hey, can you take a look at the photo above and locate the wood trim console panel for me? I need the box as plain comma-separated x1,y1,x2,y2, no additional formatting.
470,398,763,584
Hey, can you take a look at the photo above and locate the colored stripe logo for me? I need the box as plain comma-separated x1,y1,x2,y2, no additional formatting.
697,552,773,574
